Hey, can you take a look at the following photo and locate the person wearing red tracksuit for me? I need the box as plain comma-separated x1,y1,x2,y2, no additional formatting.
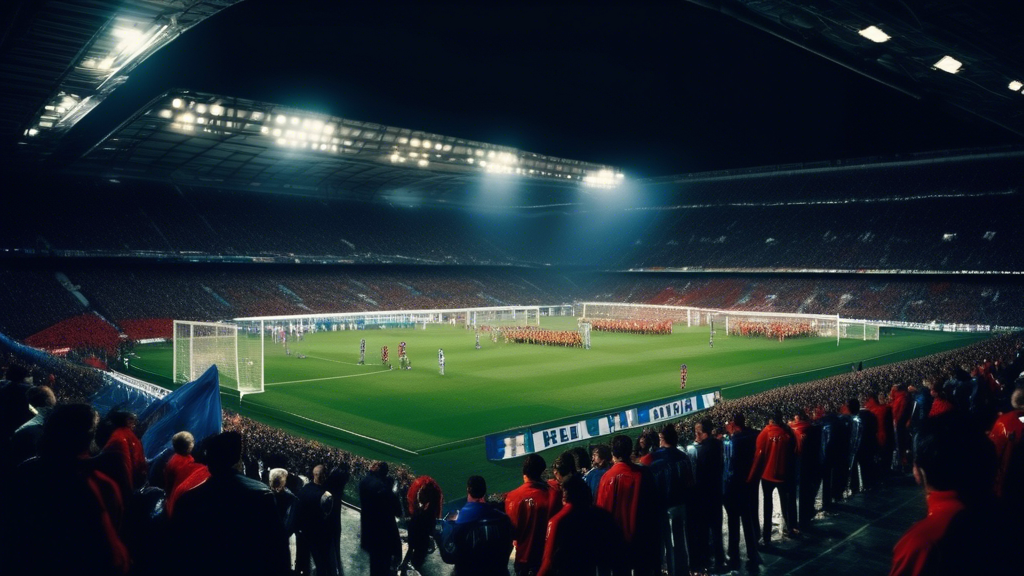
988,387,1024,504
748,412,795,544
889,385,912,470
596,435,661,576
866,393,894,469
505,454,560,576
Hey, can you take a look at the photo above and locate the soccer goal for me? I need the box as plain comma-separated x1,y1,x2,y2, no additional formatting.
173,320,265,397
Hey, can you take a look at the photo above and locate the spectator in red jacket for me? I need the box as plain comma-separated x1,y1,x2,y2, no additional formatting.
164,431,197,493
890,414,1012,576
505,454,559,576
890,385,912,470
596,434,661,576
537,475,623,576
988,386,1024,503
99,410,147,495
748,411,795,544
928,381,955,418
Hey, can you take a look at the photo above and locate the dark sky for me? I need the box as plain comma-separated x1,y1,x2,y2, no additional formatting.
72,0,1016,177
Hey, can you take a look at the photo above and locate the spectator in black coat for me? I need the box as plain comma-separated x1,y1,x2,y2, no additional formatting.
648,422,694,576
172,431,290,576
691,418,725,572
723,413,762,570
0,364,33,440
326,464,351,575
295,464,336,576
359,461,402,576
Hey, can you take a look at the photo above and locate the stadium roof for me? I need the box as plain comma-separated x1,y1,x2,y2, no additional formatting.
0,0,242,157
688,0,1024,137
2,0,1022,178
74,89,624,199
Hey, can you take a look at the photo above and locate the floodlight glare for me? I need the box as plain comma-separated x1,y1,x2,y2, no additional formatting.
195,104,207,114
422,140,432,148
858,26,890,43
410,138,421,147
276,115,286,124
210,104,224,116
418,159,429,167
1009,80,1024,92
933,56,963,74
290,117,299,125
98,58,114,70
158,109,173,119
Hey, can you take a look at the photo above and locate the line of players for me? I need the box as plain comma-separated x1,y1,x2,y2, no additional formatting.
731,320,815,341
587,318,673,335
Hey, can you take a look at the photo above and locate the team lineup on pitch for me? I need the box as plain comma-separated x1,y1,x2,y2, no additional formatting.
128,316,987,495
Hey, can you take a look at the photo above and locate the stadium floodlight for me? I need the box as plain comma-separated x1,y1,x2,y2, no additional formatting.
172,98,182,109
422,139,432,148
195,104,207,114
418,159,429,167
1009,80,1023,92
583,169,622,189
858,25,890,43
933,55,963,74
210,104,224,116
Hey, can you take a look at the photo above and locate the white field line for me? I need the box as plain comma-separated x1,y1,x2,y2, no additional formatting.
417,335,982,452
266,369,391,386
305,354,365,366
274,410,419,455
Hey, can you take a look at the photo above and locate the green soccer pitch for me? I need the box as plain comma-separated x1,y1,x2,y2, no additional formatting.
125,317,988,498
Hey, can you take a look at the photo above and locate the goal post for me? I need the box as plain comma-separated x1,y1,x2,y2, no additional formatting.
173,320,265,397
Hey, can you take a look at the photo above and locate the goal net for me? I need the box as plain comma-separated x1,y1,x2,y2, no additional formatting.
173,320,265,397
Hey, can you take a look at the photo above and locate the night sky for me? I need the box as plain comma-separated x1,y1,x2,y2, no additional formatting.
70,0,1016,177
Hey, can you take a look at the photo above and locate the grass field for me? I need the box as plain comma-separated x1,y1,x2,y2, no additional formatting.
126,318,988,498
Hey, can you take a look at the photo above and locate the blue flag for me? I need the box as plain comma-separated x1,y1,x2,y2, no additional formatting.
90,375,163,417
139,365,223,461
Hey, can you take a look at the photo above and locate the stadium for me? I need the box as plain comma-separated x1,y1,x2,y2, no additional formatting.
0,2,1022,576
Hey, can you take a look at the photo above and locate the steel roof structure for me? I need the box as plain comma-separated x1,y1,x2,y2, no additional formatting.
687,0,1024,136
75,89,624,199
0,0,242,156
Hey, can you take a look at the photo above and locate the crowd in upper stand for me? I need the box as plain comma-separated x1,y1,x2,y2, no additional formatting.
1,315,1021,575
1,165,1021,271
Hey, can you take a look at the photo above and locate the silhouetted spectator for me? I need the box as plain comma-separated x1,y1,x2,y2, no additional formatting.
691,418,725,572
326,463,352,574
647,423,693,576
295,464,336,576
0,363,33,439
172,431,290,576
6,403,130,575
359,461,402,576
723,413,761,570
404,474,441,572
7,384,56,467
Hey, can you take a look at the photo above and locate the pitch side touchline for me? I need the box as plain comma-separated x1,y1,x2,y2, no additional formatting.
305,354,365,366
416,335,982,452
266,369,392,386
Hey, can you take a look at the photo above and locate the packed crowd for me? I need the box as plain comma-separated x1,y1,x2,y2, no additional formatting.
587,318,673,335
0,318,1021,575
730,321,816,341
503,327,583,348
3,163,1023,271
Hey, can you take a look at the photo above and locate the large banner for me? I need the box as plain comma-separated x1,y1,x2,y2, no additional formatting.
485,387,722,461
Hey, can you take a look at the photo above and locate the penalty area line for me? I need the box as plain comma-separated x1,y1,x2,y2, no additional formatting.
275,410,419,456
266,369,392,386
